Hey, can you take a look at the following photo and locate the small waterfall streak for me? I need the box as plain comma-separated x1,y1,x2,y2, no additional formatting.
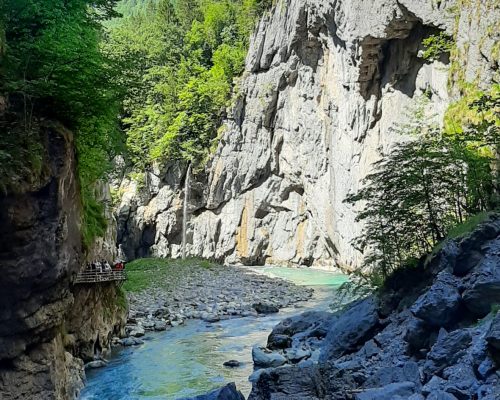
182,164,191,259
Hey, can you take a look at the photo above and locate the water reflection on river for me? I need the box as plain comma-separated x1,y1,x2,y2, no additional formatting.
80,266,348,400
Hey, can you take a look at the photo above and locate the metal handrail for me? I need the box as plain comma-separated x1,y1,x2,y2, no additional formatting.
75,270,127,284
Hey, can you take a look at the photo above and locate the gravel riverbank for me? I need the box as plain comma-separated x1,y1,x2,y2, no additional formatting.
118,260,314,345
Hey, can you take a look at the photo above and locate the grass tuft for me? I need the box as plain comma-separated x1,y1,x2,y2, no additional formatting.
123,257,219,293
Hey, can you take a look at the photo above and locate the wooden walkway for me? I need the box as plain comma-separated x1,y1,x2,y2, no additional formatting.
75,270,127,284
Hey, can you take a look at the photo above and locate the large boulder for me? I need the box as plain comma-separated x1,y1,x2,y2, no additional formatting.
252,346,287,368
267,310,334,350
485,312,500,351
248,364,324,400
453,219,500,276
253,303,279,314
363,361,420,389
404,317,432,351
410,272,461,328
320,296,379,362
355,382,417,400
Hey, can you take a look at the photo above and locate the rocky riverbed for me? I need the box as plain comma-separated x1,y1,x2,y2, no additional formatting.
118,262,314,346
245,217,500,400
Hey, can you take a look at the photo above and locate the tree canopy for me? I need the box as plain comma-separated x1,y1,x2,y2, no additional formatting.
105,0,270,171
0,0,123,246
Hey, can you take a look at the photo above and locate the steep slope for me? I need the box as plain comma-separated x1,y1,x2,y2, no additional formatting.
0,121,83,399
117,0,499,269
0,116,126,399
247,216,500,399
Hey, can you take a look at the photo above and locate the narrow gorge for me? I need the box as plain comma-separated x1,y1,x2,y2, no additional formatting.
0,0,499,399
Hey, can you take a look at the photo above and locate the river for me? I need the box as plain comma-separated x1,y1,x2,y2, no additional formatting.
80,266,348,400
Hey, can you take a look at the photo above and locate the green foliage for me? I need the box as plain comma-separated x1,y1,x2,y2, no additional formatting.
123,257,219,292
115,286,128,310
81,195,108,248
445,84,500,138
345,96,500,281
106,0,269,171
1,0,124,246
445,211,493,240
422,31,454,61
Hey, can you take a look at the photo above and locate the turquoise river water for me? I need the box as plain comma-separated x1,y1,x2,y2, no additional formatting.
80,266,348,400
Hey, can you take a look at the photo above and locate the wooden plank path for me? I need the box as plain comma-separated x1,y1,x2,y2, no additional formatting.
75,270,127,284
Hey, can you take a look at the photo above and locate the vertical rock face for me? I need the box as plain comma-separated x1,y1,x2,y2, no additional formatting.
65,284,126,363
0,120,126,399
0,122,83,399
117,0,498,269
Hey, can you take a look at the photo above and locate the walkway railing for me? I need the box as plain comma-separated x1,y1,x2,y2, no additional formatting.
75,270,127,284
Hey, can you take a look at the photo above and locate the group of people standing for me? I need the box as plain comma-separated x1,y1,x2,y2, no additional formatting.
86,259,126,273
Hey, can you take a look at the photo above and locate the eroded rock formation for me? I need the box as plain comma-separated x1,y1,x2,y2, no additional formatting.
116,0,498,269
0,118,126,399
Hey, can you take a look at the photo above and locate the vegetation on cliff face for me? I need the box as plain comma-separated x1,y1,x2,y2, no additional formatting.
0,0,124,246
0,0,270,246
347,85,500,282
105,0,270,171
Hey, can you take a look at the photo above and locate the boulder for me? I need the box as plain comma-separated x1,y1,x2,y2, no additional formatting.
477,357,496,379
119,337,144,346
404,317,431,351
285,348,311,363
202,314,221,323
180,382,245,400
355,382,417,400
424,329,472,375
252,303,279,314
267,334,292,350
223,360,241,368
453,219,500,276
154,321,168,331
364,362,420,389
249,363,323,399
142,320,155,330
485,312,500,351
320,296,379,362
410,272,461,328
129,326,145,337
462,253,500,317
252,346,287,368
426,392,458,400
268,310,334,352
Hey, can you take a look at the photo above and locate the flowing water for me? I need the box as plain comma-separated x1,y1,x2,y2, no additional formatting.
80,267,348,400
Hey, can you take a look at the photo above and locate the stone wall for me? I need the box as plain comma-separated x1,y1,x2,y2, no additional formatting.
116,0,499,270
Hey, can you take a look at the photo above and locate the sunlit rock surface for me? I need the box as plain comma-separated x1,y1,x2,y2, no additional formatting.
117,0,498,270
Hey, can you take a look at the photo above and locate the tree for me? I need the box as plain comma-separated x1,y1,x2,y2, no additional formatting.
345,92,499,281
106,0,260,171
1,0,123,246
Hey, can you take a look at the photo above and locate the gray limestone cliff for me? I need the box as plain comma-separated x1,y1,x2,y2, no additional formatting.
116,0,499,269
